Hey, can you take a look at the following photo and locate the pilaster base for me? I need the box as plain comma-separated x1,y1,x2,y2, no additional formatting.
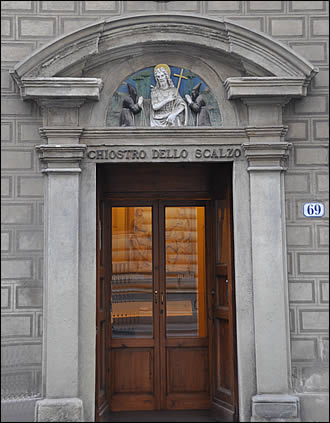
251,394,300,422
35,398,84,422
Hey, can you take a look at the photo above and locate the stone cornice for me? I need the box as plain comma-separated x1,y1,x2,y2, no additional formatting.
224,77,309,100
10,14,317,82
16,77,103,102
243,142,292,171
36,144,87,173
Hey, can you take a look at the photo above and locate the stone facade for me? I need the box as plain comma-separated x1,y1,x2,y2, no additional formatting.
1,2,328,422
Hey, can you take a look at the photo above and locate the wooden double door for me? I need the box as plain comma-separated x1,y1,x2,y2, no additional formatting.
96,164,238,420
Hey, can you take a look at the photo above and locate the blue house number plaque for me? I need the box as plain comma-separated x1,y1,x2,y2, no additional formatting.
303,202,325,217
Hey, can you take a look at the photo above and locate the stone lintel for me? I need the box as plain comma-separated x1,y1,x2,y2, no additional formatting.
35,398,84,422
18,77,103,101
251,394,300,422
36,144,86,173
224,77,308,100
243,142,292,171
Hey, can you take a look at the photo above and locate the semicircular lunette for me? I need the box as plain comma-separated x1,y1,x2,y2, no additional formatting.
106,65,222,128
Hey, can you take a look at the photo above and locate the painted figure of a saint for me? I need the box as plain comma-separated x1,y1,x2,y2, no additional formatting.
150,64,188,127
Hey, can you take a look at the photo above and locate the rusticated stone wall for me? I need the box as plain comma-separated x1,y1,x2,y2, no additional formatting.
1,1,328,421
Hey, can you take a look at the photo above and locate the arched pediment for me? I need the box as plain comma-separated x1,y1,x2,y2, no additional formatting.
11,13,316,84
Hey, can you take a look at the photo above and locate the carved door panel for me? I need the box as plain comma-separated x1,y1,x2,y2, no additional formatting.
210,189,238,420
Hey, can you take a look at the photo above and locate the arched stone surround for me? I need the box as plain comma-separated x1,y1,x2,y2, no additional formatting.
11,14,317,422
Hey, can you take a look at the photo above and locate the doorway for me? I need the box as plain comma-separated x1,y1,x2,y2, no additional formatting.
96,164,238,421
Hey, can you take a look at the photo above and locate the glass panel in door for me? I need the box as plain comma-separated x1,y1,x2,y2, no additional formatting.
111,207,153,338
165,206,207,337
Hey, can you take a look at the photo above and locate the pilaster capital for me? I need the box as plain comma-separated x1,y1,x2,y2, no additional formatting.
39,127,84,144
243,142,292,171
36,144,87,174
245,126,288,143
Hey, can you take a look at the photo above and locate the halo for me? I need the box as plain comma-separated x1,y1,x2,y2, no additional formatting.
154,64,171,77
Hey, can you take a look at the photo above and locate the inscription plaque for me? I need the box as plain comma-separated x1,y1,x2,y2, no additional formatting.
85,146,243,162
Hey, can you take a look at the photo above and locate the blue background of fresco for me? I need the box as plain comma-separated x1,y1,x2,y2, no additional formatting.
106,65,222,126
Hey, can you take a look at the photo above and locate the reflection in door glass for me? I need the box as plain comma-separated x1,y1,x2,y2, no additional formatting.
111,207,153,338
165,207,207,337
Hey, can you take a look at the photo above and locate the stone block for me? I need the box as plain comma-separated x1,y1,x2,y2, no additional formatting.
311,17,329,37
313,120,329,140
124,1,158,11
299,309,329,332
289,1,327,11
247,1,284,12
18,17,56,38
301,366,329,391
165,1,200,12
227,17,264,32
317,225,329,247
285,173,310,193
1,231,11,252
17,230,43,252
37,313,43,336
1,258,33,280
1,150,33,170
1,342,42,367
285,120,308,141
1,372,34,398
1,204,33,225
287,225,312,247
251,394,299,421
312,68,329,89
320,280,329,303
1,17,14,38
270,18,305,37
207,1,242,12
289,42,327,64
82,1,119,12
1,43,34,63
320,337,329,361
1,1,33,11
1,121,13,143
35,398,84,422
291,337,317,361
298,393,329,422
293,95,328,115
17,121,42,143
1,314,33,337
1,176,13,198
290,308,296,333
17,176,43,197
1,286,11,309
289,280,315,303
60,18,97,35
16,286,42,309
1,69,14,92
40,1,77,12
295,146,328,166
1,97,33,116
298,253,329,275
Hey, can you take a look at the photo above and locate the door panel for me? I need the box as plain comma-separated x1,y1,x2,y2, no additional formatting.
211,197,238,420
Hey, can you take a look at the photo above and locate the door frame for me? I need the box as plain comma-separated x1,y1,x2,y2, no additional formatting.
95,164,239,419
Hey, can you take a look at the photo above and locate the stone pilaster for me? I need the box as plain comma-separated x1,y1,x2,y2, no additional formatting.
35,143,86,422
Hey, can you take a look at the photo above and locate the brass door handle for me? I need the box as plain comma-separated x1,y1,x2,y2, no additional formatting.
154,290,158,304
161,291,164,305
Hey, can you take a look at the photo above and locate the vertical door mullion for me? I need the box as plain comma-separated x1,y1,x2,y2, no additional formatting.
152,200,161,409
159,201,167,409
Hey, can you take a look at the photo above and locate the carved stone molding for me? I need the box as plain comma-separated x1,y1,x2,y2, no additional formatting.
224,77,309,99
40,127,84,144
14,77,103,101
36,144,87,173
243,142,292,171
10,15,317,82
